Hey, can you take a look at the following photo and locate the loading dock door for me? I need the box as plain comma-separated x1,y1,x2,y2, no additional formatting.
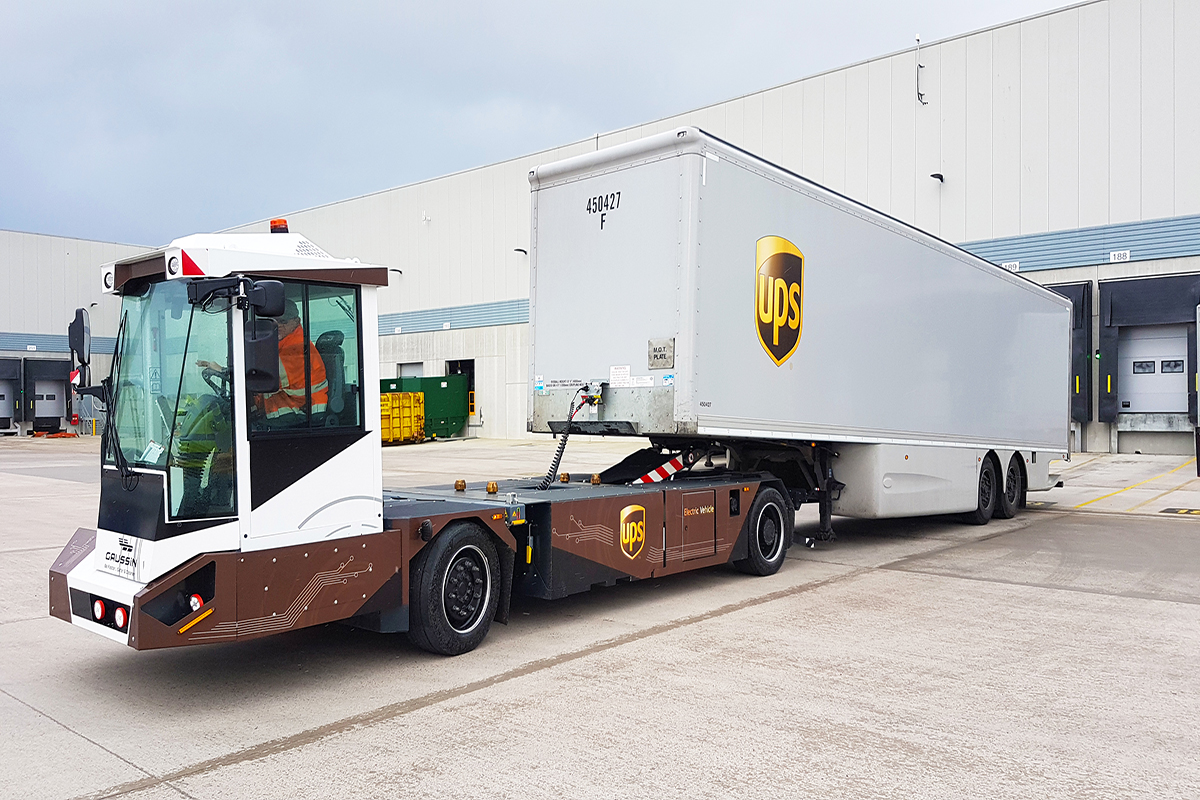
34,380,67,419
0,380,13,423
1118,325,1188,413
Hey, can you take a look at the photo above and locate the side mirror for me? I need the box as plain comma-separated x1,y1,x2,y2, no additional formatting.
248,280,285,317
69,308,91,366
245,319,280,393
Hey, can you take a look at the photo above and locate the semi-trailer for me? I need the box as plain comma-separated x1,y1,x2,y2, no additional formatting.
49,129,1070,656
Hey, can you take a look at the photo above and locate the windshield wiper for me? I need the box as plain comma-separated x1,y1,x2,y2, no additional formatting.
85,311,139,489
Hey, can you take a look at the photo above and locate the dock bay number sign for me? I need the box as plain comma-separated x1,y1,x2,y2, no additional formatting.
755,236,805,366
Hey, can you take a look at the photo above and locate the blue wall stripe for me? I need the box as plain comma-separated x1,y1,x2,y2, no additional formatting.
960,214,1200,272
378,298,529,336
2,299,531,356
0,332,116,355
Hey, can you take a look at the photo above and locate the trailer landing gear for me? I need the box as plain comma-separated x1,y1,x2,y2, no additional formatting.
812,448,843,546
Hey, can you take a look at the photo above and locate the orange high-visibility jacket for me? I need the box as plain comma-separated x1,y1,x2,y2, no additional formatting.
263,325,328,422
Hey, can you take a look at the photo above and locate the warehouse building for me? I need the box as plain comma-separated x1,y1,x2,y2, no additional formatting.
3,0,1197,452
0,231,146,434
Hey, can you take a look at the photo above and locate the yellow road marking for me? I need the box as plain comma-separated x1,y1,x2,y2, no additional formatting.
1075,458,1196,508
178,606,214,634
1124,477,1200,512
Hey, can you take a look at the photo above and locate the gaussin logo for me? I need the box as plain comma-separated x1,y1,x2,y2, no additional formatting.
619,505,646,560
755,236,804,366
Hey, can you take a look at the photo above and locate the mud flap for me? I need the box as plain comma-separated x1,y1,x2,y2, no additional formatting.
494,544,515,625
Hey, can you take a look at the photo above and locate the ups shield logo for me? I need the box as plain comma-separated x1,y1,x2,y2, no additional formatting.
619,505,646,560
755,236,804,366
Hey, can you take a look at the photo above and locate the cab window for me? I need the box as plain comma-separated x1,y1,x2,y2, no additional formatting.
247,281,362,433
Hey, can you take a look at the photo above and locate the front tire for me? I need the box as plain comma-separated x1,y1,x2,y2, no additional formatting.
408,522,500,655
734,487,791,576
994,455,1023,519
963,457,998,525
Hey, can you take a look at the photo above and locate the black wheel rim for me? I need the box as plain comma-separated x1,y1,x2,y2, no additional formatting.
757,503,786,561
442,545,490,634
1006,463,1020,504
980,466,994,508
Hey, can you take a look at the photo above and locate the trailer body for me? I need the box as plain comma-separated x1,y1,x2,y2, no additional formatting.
528,127,1070,516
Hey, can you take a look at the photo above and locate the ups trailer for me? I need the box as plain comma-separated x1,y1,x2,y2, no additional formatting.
529,127,1070,534
49,130,1068,657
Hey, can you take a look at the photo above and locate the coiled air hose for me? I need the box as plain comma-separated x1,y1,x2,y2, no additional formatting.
537,390,585,490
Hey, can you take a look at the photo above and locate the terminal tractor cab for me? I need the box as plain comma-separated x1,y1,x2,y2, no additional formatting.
51,227,403,650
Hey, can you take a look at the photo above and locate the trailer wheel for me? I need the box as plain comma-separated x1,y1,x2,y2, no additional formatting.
408,522,500,656
734,487,791,576
963,457,998,525
994,455,1023,519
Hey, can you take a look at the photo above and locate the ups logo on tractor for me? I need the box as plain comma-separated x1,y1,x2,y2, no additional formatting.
619,505,646,560
755,236,804,366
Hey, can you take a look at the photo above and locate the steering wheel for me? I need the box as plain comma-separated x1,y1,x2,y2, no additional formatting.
201,366,231,398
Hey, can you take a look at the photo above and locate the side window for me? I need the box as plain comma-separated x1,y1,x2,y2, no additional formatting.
308,284,362,428
247,281,362,434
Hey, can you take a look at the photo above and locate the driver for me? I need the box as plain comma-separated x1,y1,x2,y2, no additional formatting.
261,298,328,428
198,299,328,429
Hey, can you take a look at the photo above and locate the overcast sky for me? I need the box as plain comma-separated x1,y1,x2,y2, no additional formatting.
2,1,1064,246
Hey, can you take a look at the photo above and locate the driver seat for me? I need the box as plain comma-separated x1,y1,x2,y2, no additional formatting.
315,330,345,424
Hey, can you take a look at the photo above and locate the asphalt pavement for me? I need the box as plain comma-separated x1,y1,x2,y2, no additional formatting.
1,435,1197,799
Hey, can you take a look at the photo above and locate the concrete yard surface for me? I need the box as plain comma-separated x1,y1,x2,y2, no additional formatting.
0,436,1198,798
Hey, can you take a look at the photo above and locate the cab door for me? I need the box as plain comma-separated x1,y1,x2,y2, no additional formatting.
244,280,379,549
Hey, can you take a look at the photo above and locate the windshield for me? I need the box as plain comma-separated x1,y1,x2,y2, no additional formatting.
107,279,236,519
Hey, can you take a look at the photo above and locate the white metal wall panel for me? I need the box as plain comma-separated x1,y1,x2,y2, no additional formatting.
1177,0,1200,215
801,77,825,183
1020,16,1051,234
822,70,848,194
865,59,892,212
888,53,916,223
1047,8,1080,233
0,231,144,344
780,82,804,171
843,64,870,203
991,23,1022,238
939,38,968,243
964,32,993,241
742,92,764,158
1078,2,1112,228
761,87,784,165
1109,0,1142,223
1140,0,1175,221
914,44,941,234
725,97,745,147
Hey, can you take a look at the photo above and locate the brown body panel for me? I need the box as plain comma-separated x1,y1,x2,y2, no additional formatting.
48,527,96,621
549,494,665,579
124,506,513,650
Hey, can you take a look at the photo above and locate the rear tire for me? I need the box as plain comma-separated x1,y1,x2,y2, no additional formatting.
994,455,1023,519
408,522,500,656
962,457,998,525
734,487,791,576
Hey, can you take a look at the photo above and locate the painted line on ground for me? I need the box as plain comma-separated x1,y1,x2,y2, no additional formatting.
1074,458,1196,508
1124,477,1200,512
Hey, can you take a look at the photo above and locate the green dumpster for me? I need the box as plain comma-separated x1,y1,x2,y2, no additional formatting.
379,375,468,438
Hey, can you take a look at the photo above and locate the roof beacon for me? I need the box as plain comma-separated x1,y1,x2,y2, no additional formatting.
270,218,289,233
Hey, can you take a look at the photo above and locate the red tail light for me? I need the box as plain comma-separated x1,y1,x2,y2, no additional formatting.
189,594,204,613
92,599,105,621
113,607,128,629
